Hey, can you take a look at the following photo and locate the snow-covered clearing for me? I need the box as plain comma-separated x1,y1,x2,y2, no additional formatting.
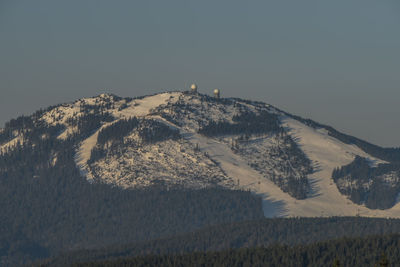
116,92,181,118
57,126,78,140
75,123,111,181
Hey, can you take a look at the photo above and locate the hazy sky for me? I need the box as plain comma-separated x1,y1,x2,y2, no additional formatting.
1,0,399,147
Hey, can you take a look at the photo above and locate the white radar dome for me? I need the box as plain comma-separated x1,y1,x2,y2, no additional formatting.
213,89,220,98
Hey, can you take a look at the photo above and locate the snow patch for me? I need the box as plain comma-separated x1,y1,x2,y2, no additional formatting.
75,122,112,180
116,92,181,119
0,136,23,153
57,126,78,140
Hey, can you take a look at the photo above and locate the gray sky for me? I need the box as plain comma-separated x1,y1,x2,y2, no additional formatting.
1,0,399,147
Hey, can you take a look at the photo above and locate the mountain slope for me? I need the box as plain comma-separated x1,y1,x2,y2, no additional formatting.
1,90,399,217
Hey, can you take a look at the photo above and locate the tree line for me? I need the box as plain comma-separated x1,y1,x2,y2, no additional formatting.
45,234,400,267
43,217,400,266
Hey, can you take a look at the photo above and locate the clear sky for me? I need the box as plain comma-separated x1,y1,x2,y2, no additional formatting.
0,0,399,147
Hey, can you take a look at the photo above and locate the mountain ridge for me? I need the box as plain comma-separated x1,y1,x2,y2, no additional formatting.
1,90,399,217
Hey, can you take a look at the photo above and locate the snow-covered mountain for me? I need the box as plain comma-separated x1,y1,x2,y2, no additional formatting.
1,90,399,218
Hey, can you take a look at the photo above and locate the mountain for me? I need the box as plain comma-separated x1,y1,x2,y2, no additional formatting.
1,90,399,217
2,90,400,265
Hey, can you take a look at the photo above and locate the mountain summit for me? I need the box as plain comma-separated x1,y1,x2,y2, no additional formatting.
1,90,399,217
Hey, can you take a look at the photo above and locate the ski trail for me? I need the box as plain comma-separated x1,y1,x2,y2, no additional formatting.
280,115,400,218
182,131,291,217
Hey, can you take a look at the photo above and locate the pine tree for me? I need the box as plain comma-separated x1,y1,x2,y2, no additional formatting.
378,253,389,267
332,258,341,267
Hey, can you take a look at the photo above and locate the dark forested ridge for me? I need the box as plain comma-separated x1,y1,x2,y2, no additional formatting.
0,158,262,267
96,117,140,145
198,110,282,137
332,156,400,209
88,118,180,164
42,217,400,266
43,234,400,267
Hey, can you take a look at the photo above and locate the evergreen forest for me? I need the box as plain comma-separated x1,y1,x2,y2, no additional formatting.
43,234,400,267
